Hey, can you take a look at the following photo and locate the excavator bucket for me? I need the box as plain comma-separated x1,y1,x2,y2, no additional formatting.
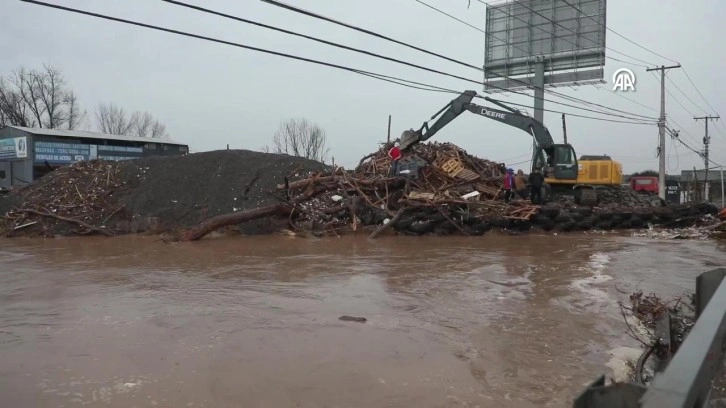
399,130,420,150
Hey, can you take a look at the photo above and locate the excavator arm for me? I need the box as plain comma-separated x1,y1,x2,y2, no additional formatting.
399,90,555,150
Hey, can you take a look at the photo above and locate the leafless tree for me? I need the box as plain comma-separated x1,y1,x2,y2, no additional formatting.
65,91,86,130
272,118,329,163
96,103,169,138
96,102,132,135
149,120,168,138
0,64,83,130
0,76,34,127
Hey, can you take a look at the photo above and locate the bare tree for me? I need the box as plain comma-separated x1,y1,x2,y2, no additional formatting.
96,103,168,138
0,76,34,127
129,111,152,137
272,118,329,163
96,102,132,135
149,120,168,138
0,64,82,129
65,91,86,130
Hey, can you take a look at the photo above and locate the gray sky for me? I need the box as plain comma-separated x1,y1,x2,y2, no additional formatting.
3,0,724,174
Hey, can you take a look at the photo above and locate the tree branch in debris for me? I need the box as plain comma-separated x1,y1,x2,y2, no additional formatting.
17,208,114,237
180,204,292,241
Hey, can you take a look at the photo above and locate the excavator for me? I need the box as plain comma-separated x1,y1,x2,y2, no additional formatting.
398,90,623,206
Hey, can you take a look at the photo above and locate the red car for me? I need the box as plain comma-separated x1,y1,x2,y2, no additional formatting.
630,176,659,195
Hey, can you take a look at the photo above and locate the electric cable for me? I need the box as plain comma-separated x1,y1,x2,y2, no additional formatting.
168,0,657,122
18,0,658,126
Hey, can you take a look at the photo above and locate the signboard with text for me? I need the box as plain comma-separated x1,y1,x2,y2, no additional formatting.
34,141,91,164
0,137,28,160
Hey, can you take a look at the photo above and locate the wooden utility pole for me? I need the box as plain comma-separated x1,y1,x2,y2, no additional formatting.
694,115,719,201
646,64,681,200
387,115,392,143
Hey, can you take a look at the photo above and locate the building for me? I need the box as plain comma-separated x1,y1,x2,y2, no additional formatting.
680,168,725,208
0,126,188,189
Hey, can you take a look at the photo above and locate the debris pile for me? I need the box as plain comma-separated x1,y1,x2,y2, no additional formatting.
619,291,696,384
0,142,721,239
3,160,129,237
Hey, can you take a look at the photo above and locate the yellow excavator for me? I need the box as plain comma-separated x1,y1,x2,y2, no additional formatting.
399,90,623,206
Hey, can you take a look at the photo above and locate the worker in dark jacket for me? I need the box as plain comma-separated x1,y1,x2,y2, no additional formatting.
528,168,545,204
503,168,515,203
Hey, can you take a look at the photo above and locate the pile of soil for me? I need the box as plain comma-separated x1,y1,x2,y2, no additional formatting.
1,149,328,237
116,149,328,232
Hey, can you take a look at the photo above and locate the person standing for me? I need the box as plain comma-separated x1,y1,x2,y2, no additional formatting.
514,169,528,199
503,168,515,203
528,168,545,205
388,142,402,176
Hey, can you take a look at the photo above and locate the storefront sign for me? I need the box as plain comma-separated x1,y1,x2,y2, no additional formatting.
0,137,28,160
34,141,90,164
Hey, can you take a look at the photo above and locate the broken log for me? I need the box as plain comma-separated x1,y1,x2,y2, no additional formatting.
276,175,335,190
180,204,292,241
368,208,406,240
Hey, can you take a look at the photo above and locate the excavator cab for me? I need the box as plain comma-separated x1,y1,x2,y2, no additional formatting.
533,144,578,182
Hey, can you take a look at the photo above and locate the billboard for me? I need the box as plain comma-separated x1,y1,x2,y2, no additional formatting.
0,137,28,160
484,0,607,92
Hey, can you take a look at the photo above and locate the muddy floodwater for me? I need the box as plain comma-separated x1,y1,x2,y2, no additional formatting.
1,233,725,408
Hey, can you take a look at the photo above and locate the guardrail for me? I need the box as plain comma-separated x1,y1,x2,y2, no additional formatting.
574,268,726,408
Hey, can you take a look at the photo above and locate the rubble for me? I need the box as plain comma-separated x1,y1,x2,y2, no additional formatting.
619,291,696,384
0,142,722,239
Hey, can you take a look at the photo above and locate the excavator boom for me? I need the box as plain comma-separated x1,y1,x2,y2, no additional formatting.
399,90,555,150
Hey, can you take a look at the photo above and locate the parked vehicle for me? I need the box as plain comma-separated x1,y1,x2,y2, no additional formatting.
630,176,659,195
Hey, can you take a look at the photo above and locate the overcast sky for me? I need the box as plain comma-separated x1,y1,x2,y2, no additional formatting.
3,0,724,174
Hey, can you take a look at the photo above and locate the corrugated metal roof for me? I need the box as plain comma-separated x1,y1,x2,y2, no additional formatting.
4,126,187,146
680,169,725,182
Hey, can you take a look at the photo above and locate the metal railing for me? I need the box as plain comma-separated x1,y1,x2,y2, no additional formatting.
574,268,726,408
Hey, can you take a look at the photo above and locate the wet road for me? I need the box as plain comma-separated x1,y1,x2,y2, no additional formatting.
1,233,725,408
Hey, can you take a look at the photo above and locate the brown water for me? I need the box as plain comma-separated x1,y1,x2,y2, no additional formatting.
1,233,725,408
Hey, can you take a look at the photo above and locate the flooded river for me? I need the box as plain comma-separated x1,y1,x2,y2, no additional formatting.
1,233,725,408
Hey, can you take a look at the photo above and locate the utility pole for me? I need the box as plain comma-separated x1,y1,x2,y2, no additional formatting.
387,115,392,143
646,64,681,200
694,115,719,201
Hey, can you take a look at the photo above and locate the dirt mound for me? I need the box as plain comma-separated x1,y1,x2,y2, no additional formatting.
1,150,328,237
116,149,328,230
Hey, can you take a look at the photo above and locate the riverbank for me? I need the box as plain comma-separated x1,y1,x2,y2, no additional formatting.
0,145,721,239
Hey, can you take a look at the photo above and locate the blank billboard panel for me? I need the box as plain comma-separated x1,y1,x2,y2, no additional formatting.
484,0,607,91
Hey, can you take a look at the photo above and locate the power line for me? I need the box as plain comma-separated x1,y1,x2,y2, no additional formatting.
665,75,710,116
18,0,657,126
593,83,659,113
484,98,655,125
412,0,487,35
682,68,720,115
253,0,659,122
161,0,488,88
410,0,657,119
16,1,461,95
258,0,483,71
